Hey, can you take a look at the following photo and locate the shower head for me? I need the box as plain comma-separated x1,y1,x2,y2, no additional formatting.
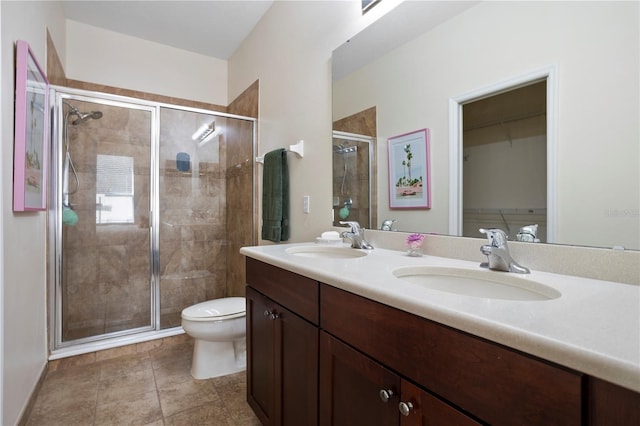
333,143,357,154
63,102,103,125
72,110,103,125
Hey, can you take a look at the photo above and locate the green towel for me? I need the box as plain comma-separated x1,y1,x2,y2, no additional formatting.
261,148,289,242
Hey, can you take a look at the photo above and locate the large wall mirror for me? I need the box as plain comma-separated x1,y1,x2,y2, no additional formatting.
332,1,639,250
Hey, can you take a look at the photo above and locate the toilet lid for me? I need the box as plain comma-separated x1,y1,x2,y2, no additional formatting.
181,297,246,320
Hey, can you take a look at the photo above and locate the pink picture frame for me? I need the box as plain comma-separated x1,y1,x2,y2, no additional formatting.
387,128,431,209
13,40,49,211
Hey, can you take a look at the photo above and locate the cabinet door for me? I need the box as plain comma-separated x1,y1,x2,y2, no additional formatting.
588,377,640,425
247,286,319,426
320,331,399,426
279,299,319,426
399,380,480,426
247,286,276,425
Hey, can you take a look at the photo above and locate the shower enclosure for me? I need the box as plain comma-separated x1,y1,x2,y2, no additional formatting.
332,131,374,229
49,87,256,354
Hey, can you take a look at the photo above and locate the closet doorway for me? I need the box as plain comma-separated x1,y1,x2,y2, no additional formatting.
449,66,557,243
462,81,547,242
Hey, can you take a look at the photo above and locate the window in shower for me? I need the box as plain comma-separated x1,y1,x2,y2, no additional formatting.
96,154,135,224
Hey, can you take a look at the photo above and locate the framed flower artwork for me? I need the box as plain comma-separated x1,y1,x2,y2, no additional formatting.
387,128,431,209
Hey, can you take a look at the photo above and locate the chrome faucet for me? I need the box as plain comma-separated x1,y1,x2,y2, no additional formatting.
479,228,529,274
380,219,396,231
516,224,540,243
340,221,374,250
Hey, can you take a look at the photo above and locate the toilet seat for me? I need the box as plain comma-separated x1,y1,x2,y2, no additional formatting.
182,297,246,322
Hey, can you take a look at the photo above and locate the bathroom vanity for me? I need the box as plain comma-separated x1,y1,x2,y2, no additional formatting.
241,244,640,425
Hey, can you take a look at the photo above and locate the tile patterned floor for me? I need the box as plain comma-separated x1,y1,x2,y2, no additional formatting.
25,341,261,425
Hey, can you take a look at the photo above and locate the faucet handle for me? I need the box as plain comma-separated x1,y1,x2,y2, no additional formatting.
479,228,508,247
339,221,362,233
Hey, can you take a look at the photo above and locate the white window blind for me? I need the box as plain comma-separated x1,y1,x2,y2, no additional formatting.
96,154,134,195
96,155,135,224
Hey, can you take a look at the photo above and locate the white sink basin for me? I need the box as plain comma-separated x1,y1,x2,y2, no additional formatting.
285,245,369,259
392,266,561,301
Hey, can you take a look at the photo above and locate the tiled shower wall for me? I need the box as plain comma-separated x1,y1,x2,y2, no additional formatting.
61,101,256,339
226,81,259,297
332,106,377,229
158,108,229,327
332,140,372,228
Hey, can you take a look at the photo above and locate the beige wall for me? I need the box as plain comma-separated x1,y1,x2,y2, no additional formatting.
65,20,228,106
333,1,639,249
1,2,66,423
228,0,404,243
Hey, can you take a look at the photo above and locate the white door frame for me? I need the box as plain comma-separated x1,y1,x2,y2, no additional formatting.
449,65,558,243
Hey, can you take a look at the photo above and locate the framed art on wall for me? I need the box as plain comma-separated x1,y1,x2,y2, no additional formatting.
13,40,49,211
387,128,431,209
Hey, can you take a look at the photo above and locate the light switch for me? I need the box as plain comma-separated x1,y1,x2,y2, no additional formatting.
303,195,310,213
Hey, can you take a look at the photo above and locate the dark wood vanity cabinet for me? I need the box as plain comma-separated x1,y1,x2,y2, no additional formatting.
320,284,584,425
245,258,640,425
320,331,480,426
246,259,319,426
588,377,640,425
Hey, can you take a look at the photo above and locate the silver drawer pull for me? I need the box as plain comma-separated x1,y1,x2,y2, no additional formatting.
399,401,414,416
379,389,394,403
263,310,280,320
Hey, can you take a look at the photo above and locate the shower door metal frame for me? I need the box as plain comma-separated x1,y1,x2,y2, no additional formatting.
332,130,375,228
49,87,160,352
48,86,258,358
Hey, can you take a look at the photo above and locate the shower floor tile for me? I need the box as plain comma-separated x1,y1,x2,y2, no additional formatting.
25,340,260,426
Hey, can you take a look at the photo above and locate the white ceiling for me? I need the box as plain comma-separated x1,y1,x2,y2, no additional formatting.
61,0,274,59
332,1,479,80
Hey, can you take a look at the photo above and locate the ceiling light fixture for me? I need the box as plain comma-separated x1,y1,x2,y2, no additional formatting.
192,121,215,142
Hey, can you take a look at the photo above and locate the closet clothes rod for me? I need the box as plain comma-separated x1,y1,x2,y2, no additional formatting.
256,139,304,164
464,111,546,132
463,207,547,215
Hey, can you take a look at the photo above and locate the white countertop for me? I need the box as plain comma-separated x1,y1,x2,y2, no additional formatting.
241,242,640,393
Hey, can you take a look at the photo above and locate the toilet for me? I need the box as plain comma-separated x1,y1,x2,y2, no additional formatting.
181,297,247,380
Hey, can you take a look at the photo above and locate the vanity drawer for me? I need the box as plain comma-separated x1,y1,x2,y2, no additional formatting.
246,258,319,324
320,284,583,425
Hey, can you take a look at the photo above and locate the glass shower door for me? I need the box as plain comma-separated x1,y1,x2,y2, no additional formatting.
158,107,228,328
57,95,154,344
52,87,257,353
332,131,375,229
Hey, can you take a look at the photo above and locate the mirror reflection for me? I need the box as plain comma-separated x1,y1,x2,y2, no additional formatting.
462,81,547,242
332,1,639,250
332,131,375,229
